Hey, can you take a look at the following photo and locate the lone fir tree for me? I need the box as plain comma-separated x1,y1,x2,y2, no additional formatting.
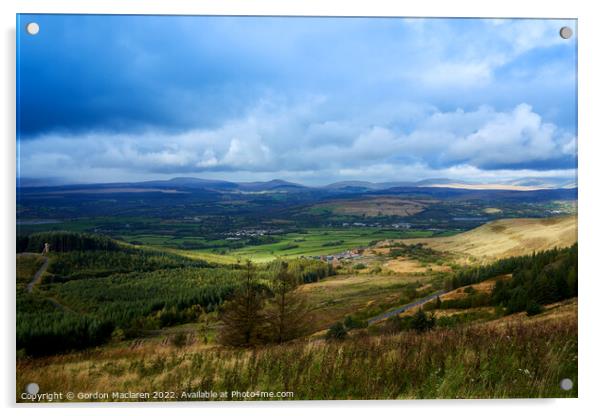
264,261,309,343
218,260,267,346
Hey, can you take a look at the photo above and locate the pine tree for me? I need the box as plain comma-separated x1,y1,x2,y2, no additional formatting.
264,261,309,343
218,260,266,346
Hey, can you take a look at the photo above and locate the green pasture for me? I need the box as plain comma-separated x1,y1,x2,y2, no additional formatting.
206,228,437,262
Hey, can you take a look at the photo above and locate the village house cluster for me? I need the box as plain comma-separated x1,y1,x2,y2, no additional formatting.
340,222,413,229
223,228,283,240
306,248,364,264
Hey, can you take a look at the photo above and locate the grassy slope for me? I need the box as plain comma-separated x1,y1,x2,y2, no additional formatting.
396,215,577,262
16,304,577,401
16,253,45,290
141,245,239,265
16,217,578,400
298,272,434,332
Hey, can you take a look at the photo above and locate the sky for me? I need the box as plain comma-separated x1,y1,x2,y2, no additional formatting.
17,15,577,185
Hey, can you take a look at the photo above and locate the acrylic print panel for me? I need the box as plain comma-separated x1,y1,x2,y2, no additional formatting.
16,15,577,402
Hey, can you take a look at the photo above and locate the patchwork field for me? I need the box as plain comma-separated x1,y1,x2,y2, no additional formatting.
312,197,433,217
212,228,437,262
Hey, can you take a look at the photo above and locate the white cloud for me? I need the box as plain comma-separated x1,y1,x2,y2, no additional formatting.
18,99,576,184
404,19,576,89
442,103,570,168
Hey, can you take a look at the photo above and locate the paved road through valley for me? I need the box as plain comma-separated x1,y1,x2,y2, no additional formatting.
367,289,448,325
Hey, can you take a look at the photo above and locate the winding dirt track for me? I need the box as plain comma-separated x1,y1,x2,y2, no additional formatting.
22,254,74,312
25,255,49,293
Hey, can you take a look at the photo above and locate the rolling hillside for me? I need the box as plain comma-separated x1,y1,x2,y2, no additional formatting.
397,215,577,261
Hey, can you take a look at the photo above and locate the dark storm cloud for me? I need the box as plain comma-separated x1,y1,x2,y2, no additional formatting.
17,15,577,183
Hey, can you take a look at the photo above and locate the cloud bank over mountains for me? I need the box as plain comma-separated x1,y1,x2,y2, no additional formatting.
17,16,577,185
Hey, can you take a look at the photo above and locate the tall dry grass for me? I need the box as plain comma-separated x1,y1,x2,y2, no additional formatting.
17,317,577,401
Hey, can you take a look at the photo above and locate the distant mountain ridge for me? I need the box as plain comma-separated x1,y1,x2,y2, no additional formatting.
17,176,576,192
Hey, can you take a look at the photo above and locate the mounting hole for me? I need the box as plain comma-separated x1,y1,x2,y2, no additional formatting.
25,382,40,395
26,22,40,36
559,26,573,40
560,378,574,391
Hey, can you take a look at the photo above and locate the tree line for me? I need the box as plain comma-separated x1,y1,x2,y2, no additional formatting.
17,266,245,356
16,232,330,352
16,237,332,355
491,244,577,314
440,244,577,314
447,244,577,292
17,231,121,253
47,250,210,280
